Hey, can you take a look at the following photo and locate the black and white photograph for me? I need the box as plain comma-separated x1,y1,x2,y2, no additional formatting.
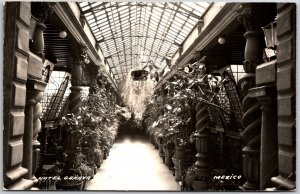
2,1,296,191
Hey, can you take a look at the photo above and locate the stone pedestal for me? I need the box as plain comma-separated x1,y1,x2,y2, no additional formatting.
249,85,278,190
23,79,46,181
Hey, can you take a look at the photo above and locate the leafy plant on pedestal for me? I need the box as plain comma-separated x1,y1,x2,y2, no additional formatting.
56,113,88,190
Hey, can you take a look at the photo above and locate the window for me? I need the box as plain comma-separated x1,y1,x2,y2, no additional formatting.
230,64,246,82
41,71,71,121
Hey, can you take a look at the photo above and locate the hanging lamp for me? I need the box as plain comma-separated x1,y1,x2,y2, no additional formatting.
130,69,149,81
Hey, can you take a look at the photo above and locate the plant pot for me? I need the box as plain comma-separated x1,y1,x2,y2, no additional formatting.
56,181,83,191
180,161,193,175
66,133,79,148
164,148,174,168
175,149,188,160
172,158,181,182
87,164,95,179
192,180,209,191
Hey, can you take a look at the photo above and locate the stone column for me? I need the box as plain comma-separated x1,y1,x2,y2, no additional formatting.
23,98,35,180
21,2,50,186
89,65,100,95
193,102,210,190
68,60,83,115
237,3,262,190
23,79,46,181
249,85,278,189
31,81,46,178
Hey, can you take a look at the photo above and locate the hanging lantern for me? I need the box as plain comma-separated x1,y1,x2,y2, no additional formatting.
262,20,277,59
262,21,277,49
130,69,149,81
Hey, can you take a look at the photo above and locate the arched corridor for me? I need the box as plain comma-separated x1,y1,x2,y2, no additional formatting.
86,134,180,191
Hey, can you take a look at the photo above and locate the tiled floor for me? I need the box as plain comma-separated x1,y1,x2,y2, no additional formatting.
85,135,180,191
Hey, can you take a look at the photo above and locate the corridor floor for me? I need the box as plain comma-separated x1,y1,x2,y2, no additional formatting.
85,135,180,191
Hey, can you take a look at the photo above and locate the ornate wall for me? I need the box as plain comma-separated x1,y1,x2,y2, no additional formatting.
271,3,296,190
3,2,33,189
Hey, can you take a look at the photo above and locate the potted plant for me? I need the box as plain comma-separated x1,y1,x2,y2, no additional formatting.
174,138,192,160
55,152,86,190
55,114,86,190
79,163,93,188
163,141,175,168
184,164,210,191
94,148,104,168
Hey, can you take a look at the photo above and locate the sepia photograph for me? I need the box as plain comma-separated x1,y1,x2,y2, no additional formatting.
2,1,296,191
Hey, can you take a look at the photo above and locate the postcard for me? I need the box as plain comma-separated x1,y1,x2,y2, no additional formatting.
2,1,296,191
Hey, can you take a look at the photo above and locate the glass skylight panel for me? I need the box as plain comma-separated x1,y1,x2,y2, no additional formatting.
185,22,194,29
85,12,92,17
78,2,211,85
152,8,161,16
181,3,194,11
86,14,94,21
80,2,88,7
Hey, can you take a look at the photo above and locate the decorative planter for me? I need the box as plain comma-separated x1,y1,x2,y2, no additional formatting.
180,161,193,177
192,180,209,191
87,164,95,179
164,148,174,168
172,158,181,182
175,149,189,160
96,156,103,168
103,152,107,160
94,151,103,168
66,133,78,148
56,181,83,191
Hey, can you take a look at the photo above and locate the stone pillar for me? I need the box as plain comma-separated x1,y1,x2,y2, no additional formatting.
258,90,278,189
89,65,100,95
271,3,296,190
68,60,83,115
26,2,51,185
23,99,35,180
23,80,46,181
249,84,278,189
237,3,262,190
193,102,210,190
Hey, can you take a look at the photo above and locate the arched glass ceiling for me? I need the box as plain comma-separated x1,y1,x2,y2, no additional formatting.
78,2,211,85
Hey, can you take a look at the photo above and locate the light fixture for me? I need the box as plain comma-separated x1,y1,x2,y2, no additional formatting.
262,21,277,49
262,20,277,59
59,30,67,38
131,69,149,81
84,58,90,64
218,36,226,45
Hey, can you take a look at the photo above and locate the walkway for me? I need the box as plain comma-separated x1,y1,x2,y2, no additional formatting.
85,135,180,191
